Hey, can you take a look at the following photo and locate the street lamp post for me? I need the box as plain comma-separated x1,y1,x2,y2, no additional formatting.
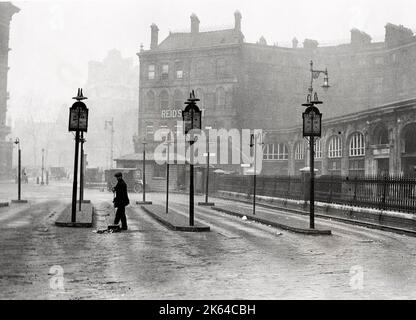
69,88,89,223
302,60,329,229
137,139,152,205
198,126,215,206
11,138,27,203
79,133,86,211
165,133,172,214
183,90,201,227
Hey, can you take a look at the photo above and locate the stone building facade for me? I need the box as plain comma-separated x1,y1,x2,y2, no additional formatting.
117,11,416,189
0,2,19,179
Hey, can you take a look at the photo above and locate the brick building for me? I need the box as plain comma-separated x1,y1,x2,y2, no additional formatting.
117,12,416,190
0,2,19,179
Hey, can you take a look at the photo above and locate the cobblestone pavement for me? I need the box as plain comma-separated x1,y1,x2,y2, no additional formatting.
0,182,416,299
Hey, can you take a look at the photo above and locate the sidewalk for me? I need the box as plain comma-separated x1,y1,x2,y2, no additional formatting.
140,204,210,232
212,204,331,235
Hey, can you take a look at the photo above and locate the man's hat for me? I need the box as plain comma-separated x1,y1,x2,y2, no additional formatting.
114,172,122,178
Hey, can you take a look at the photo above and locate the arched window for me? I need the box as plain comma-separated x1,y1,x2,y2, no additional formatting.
173,90,183,109
216,87,225,107
328,136,342,158
294,142,304,160
146,91,155,111
349,132,365,157
160,90,169,109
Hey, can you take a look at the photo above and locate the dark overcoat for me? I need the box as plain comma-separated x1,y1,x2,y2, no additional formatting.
113,179,130,207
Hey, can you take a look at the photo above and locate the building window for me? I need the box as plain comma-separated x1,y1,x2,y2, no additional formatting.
216,59,226,78
216,87,226,107
328,136,342,158
265,143,289,160
349,132,365,157
161,63,169,80
145,123,154,139
349,158,365,177
146,91,155,111
174,90,183,109
148,64,155,80
160,90,169,109
175,61,183,79
294,142,304,160
160,121,168,131
153,163,166,178
314,139,322,159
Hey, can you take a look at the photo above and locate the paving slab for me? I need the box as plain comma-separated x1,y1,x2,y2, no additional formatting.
212,204,331,235
55,203,93,228
141,204,210,232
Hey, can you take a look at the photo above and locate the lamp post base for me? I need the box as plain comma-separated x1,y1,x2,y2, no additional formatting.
198,202,215,206
136,201,152,205
11,199,28,204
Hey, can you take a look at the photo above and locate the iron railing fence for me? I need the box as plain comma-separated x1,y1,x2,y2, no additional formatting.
214,174,416,214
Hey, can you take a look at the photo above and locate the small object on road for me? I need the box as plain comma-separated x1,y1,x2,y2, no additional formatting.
242,216,247,221
108,224,121,232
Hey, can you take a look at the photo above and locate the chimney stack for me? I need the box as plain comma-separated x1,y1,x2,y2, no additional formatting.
150,23,159,50
234,10,242,31
190,13,200,34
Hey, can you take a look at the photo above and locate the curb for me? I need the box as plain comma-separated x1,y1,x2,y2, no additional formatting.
212,206,331,236
213,193,416,237
141,205,210,232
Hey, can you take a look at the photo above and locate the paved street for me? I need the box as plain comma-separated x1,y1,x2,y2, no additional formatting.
0,181,416,299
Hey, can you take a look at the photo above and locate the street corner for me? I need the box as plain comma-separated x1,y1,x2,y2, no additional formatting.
141,204,210,232
55,202,94,228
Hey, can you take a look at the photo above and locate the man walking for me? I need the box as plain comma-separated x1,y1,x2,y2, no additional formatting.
112,172,130,230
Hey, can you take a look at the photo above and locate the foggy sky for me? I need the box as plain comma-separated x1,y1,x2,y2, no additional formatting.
6,0,416,123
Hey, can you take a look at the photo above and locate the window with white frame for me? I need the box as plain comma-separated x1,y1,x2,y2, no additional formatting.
161,63,169,80
328,136,342,158
175,61,183,79
148,64,155,80
314,139,322,159
349,132,365,157
145,123,154,139
263,143,288,160
294,142,304,160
